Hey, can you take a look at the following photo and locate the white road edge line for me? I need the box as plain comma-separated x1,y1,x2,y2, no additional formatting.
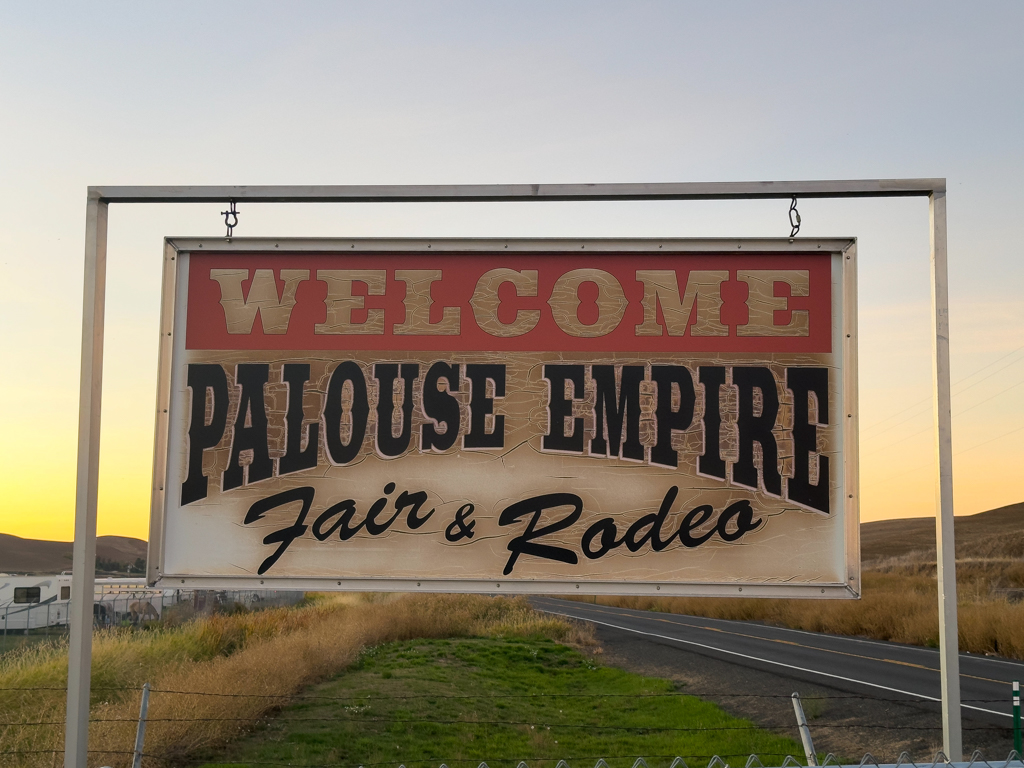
540,608,1010,719
551,600,1024,670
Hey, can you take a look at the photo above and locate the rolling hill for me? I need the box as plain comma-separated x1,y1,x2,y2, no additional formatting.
1,500,1021,575
861,500,1024,563
0,533,147,575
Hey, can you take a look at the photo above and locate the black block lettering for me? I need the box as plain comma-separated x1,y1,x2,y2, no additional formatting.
421,362,461,452
323,361,369,465
650,366,696,468
224,364,274,491
375,363,419,457
280,363,320,476
181,364,229,505
463,363,506,449
542,365,585,453
732,366,782,496
698,366,726,479
590,365,644,461
786,367,831,514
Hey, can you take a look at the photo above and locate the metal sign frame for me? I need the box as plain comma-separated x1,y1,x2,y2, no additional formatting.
66,179,960,766
149,235,860,597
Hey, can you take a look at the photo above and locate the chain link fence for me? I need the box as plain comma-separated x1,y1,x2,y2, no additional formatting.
1,588,305,645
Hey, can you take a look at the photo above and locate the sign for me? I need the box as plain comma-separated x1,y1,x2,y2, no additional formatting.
149,238,859,597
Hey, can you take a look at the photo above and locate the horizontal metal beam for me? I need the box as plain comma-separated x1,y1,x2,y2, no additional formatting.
166,236,858,252
89,178,944,204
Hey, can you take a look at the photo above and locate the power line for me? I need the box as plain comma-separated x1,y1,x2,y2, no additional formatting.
861,346,1024,436
864,377,1023,458
866,420,1024,488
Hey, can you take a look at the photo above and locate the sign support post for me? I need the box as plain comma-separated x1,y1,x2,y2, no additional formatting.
931,189,962,760
65,195,107,768
65,180,960,767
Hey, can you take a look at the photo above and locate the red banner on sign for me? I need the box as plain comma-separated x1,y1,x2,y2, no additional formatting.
185,252,832,353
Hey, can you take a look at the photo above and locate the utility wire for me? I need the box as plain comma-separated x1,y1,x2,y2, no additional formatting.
861,347,1024,436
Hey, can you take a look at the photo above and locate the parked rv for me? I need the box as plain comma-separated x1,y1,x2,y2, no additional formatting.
0,575,173,631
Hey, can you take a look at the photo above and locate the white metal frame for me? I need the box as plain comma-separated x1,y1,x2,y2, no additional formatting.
66,180,960,766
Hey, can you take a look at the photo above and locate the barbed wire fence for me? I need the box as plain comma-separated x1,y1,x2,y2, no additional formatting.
2,686,1021,768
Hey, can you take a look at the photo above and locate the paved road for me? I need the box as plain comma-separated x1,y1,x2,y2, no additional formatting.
532,597,1023,726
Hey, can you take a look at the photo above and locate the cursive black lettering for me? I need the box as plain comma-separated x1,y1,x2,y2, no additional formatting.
623,486,679,552
499,493,582,575
678,504,716,548
396,489,435,529
243,487,315,575
445,503,476,541
716,499,763,541
365,482,402,535
581,517,621,559
312,499,363,541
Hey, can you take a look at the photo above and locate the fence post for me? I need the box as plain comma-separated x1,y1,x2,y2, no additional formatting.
132,683,151,768
791,693,817,766
1014,681,1021,756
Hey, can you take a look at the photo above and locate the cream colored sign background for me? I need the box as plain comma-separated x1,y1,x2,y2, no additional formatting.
160,349,844,584
152,241,856,595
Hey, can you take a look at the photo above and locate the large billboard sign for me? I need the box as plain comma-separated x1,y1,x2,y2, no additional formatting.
149,238,859,597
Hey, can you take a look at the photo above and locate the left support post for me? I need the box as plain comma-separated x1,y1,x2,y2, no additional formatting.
64,193,108,768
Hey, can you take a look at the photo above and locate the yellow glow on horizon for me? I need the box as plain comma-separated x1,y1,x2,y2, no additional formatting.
1,402,1018,542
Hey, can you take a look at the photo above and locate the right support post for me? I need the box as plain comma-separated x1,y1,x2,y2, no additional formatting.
930,188,962,760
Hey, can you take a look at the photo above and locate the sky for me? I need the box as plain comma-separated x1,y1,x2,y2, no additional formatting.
0,1,1021,542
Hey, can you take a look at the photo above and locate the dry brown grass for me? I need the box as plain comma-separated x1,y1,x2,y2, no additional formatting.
577,568,1024,660
578,504,1024,659
1,593,594,768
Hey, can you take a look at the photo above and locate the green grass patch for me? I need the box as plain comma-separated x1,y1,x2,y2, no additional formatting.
197,637,805,768
0,630,67,657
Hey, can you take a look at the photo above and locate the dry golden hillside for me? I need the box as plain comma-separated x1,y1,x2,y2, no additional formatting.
862,500,1024,562
0,534,146,575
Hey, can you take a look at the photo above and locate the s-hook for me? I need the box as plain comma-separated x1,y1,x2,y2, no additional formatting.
789,196,801,238
222,200,240,239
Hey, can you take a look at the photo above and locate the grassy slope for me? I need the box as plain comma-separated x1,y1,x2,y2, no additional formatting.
0,533,147,574
861,501,1024,563
199,637,805,768
2,596,808,768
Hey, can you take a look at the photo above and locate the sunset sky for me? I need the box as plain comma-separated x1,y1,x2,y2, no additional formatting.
0,2,1021,542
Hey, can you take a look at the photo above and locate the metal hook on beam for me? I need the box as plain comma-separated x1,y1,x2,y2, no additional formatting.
222,200,240,239
789,196,802,238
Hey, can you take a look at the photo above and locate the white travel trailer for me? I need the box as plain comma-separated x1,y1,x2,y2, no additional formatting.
0,574,73,631
0,575,173,632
